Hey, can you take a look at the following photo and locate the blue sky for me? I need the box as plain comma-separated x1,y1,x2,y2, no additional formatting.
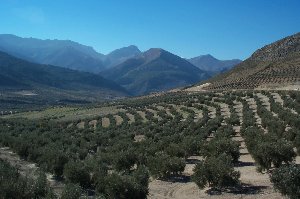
0,0,300,60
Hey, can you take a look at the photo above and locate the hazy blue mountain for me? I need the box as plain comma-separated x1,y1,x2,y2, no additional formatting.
101,48,210,95
0,34,106,73
188,54,242,75
104,45,142,68
0,51,129,100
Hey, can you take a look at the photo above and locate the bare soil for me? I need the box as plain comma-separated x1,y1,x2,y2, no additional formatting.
102,117,110,128
114,115,123,126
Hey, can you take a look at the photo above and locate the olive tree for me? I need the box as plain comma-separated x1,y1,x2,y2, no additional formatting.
271,164,300,199
192,154,240,190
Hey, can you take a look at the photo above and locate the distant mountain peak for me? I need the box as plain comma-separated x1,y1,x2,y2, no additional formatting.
188,54,242,75
107,45,141,56
143,48,164,61
126,45,139,50
104,45,142,68
191,54,218,61
199,54,214,58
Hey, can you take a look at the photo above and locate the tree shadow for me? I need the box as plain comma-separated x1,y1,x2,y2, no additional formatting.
235,161,255,167
239,152,250,155
52,175,65,182
159,174,191,183
186,158,201,164
206,183,268,195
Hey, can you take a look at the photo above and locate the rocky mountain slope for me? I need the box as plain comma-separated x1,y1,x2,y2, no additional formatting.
101,48,210,95
201,32,300,90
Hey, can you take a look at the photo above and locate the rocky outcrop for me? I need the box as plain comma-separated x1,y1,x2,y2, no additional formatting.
251,32,300,62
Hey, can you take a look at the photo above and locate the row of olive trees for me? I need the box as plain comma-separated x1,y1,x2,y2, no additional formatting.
192,103,241,191
238,93,300,199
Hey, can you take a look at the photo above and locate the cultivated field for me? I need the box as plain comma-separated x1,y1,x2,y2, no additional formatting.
1,90,300,198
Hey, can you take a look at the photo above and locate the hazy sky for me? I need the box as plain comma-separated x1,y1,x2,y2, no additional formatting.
1,0,300,60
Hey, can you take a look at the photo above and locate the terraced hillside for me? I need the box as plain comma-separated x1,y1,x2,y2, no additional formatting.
1,90,300,198
201,32,300,90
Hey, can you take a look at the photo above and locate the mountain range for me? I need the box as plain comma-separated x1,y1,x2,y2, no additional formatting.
0,34,106,73
0,51,128,102
0,34,240,75
201,32,300,90
188,54,241,75
0,34,241,96
101,48,210,95
1,32,299,101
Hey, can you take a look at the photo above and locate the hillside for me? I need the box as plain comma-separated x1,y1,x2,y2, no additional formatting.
201,32,300,90
101,48,210,95
0,51,129,105
0,34,106,73
188,54,241,75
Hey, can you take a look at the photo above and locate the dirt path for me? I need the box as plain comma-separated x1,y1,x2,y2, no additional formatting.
0,147,64,196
